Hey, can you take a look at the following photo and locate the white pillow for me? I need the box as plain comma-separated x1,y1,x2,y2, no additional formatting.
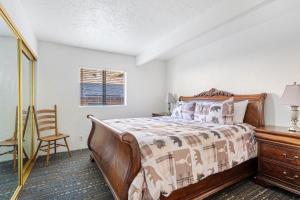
233,100,249,123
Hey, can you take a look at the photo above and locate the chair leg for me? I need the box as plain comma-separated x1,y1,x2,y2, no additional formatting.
45,142,51,167
13,145,17,171
54,141,57,154
63,138,71,157
23,147,29,159
34,140,42,159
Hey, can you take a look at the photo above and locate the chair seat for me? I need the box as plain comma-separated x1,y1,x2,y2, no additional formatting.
0,139,17,146
39,133,69,142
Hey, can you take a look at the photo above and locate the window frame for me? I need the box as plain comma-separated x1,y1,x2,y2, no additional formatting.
79,67,127,107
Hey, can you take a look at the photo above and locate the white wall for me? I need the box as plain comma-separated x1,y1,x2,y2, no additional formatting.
0,0,38,56
166,8,300,127
36,42,166,151
0,36,18,162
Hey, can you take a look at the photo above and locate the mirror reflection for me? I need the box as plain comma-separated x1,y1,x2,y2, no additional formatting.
22,52,32,169
0,15,19,199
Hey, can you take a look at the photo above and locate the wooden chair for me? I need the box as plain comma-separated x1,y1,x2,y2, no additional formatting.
33,105,71,166
0,106,30,171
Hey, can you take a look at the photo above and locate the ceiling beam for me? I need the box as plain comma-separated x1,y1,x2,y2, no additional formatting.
136,0,294,66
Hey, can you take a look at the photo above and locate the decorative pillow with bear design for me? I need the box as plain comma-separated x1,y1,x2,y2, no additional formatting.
171,101,184,118
194,98,234,124
171,101,195,120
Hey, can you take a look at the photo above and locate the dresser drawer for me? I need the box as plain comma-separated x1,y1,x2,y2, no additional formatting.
261,160,300,186
260,142,300,166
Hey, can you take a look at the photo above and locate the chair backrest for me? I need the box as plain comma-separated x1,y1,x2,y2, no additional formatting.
12,106,30,140
12,107,18,139
33,105,58,139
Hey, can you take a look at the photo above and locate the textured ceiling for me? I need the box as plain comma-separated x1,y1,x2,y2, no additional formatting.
21,0,223,55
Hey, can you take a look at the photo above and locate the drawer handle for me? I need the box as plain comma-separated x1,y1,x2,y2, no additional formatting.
283,153,299,161
283,171,299,180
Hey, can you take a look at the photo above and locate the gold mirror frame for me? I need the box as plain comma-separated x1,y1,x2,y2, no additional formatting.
0,4,37,200
20,42,36,181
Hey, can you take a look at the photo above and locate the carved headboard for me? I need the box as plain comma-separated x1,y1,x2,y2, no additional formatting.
179,88,267,127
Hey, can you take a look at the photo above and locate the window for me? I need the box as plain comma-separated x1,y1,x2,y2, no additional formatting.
80,68,126,106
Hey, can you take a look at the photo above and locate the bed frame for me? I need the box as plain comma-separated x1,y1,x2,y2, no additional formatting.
87,88,267,200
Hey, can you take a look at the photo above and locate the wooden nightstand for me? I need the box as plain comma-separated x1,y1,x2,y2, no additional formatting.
152,112,170,117
255,126,300,195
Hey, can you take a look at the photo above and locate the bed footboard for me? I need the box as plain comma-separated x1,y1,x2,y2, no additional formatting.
87,115,141,200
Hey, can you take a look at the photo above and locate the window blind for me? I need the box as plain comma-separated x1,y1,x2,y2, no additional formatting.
80,68,125,106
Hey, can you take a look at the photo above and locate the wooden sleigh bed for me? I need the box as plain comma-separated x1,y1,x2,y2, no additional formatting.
87,89,267,200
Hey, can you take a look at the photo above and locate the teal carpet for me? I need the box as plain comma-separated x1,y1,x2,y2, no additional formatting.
19,149,113,200
0,160,18,200
18,149,299,200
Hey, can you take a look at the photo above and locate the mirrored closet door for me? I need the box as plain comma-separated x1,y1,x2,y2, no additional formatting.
0,14,19,200
22,48,35,173
0,5,37,200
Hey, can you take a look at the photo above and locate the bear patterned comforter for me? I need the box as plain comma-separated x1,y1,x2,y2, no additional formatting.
103,116,257,200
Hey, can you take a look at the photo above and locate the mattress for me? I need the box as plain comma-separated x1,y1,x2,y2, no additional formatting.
103,116,257,200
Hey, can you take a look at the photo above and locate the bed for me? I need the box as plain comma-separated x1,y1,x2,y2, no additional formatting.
87,89,267,200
